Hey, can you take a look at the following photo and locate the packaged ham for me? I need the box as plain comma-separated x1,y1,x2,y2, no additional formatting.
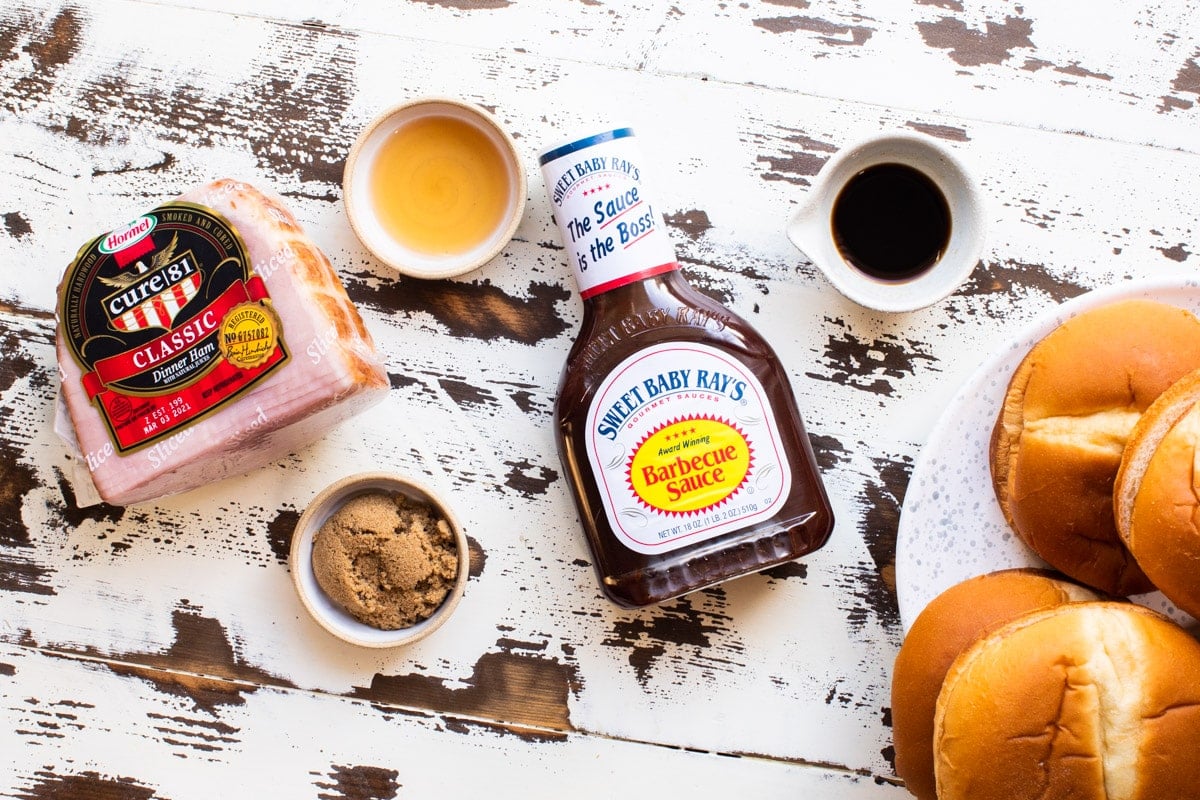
56,179,389,507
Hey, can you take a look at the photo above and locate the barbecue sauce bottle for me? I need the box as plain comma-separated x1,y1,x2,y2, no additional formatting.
540,127,834,607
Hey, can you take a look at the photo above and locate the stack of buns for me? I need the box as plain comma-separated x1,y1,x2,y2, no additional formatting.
892,570,1200,800
989,299,1200,596
895,298,1200,798
892,569,1098,800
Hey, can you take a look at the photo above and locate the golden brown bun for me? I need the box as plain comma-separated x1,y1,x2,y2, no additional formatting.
933,601,1200,800
891,569,1098,800
990,299,1200,595
1115,368,1200,619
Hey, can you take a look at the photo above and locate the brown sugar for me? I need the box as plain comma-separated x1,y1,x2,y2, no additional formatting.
311,491,458,630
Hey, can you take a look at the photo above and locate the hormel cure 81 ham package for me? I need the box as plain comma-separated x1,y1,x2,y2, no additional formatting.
56,179,389,507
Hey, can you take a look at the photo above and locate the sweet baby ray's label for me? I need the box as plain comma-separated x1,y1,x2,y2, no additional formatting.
586,342,793,554
59,202,289,453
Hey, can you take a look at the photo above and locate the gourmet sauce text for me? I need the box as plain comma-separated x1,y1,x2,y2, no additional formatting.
539,127,834,607
60,203,288,453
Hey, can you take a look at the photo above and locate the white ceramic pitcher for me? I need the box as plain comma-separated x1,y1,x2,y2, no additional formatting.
786,130,986,313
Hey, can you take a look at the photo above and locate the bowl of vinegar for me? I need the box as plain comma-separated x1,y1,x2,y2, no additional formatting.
343,98,526,279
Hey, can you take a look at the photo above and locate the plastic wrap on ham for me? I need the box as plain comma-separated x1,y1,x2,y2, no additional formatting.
56,179,389,506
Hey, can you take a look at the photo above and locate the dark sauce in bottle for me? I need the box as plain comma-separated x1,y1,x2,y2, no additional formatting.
540,127,834,608
831,162,951,282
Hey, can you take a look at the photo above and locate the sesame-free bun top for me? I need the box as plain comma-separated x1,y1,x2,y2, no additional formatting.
1115,367,1200,620
990,299,1200,595
891,569,1099,800
933,601,1200,800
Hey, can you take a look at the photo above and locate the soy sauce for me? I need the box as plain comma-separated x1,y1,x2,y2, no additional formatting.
831,163,951,282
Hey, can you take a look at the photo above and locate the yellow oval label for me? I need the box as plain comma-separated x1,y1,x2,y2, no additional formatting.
626,416,753,515
219,301,280,369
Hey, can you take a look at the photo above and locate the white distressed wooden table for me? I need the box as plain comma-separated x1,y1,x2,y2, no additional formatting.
1,1,1198,797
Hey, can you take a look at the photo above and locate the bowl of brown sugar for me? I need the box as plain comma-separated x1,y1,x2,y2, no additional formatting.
290,472,468,648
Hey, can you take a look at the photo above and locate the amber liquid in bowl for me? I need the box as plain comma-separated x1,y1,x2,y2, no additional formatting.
369,115,512,255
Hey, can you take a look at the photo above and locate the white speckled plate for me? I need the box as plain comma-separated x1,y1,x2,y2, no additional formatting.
896,275,1200,634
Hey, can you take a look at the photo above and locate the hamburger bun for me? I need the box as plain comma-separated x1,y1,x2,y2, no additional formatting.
933,601,1200,800
1115,368,1200,619
891,569,1098,800
990,299,1200,595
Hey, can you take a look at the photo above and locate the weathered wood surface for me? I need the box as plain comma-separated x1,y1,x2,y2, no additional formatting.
1,0,1198,797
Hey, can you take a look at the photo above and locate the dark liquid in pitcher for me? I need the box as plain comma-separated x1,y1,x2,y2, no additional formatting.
831,163,951,282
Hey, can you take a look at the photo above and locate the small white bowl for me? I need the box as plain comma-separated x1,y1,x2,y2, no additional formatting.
786,130,986,313
290,472,469,648
343,97,526,279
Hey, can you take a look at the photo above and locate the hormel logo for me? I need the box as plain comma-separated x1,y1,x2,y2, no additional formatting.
99,215,156,254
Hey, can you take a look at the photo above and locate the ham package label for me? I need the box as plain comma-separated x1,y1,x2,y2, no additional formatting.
60,202,289,453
